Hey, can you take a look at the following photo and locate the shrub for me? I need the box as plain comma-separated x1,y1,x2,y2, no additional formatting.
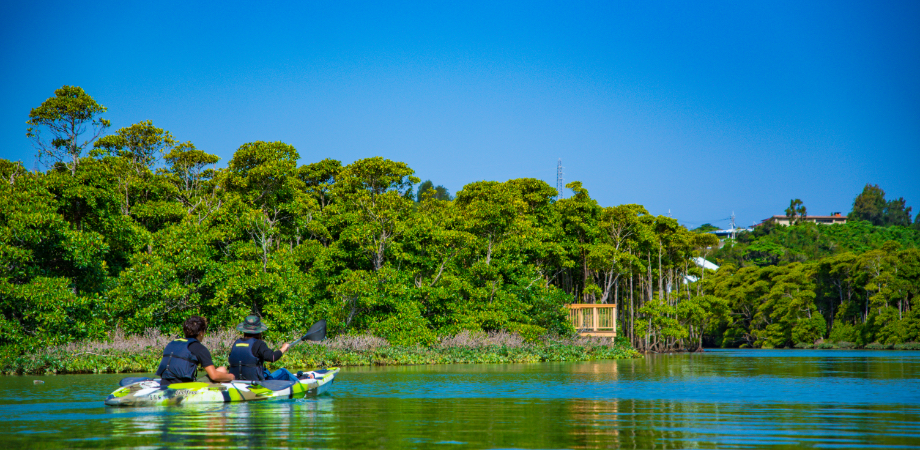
794,342,814,349
816,342,836,349
438,330,525,349
829,323,861,343
323,333,389,352
865,342,892,350
894,342,920,350
836,341,855,349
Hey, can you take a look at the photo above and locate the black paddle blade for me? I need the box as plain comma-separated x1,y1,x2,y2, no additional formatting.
302,319,326,342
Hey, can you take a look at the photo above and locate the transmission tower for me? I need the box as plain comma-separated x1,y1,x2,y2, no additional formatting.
556,159,564,199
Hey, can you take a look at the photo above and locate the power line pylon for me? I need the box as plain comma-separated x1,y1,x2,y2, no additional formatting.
556,158,564,199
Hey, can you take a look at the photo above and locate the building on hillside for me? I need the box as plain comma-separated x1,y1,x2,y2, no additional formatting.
683,257,719,284
759,212,847,227
708,227,753,239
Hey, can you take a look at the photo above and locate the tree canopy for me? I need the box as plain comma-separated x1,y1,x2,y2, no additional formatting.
2,86,918,356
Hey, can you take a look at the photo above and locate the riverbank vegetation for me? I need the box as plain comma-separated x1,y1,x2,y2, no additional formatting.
698,185,920,349
2,86,919,369
698,218,920,349
5,86,706,364
2,329,638,375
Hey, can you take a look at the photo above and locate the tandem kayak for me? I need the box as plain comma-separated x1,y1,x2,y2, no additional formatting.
104,368,339,407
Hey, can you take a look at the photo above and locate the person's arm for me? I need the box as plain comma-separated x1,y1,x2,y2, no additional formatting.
254,340,286,363
204,365,235,382
190,342,235,382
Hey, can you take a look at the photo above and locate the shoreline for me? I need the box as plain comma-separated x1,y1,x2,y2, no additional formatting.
2,336,641,375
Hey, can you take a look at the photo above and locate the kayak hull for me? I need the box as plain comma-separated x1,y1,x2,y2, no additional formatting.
104,368,339,407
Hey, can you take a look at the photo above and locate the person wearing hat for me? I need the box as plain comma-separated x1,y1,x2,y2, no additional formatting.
227,315,298,382
156,315,235,385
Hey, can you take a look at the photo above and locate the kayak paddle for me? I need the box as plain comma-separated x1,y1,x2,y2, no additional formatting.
289,319,326,347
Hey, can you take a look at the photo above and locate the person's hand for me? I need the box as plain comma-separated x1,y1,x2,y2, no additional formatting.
280,343,290,353
216,366,234,380
205,365,234,382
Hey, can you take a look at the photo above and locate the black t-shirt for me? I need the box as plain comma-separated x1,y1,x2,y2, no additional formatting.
187,341,214,368
250,340,284,363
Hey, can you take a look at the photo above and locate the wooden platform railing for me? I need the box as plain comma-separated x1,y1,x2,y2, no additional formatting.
567,304,617,337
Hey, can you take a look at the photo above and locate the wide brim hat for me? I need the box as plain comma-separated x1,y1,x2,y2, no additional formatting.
237,315,269,333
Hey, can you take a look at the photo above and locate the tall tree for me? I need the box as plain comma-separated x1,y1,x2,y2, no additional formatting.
850,184,887,225
163,142,222,223
785,198,807,225
331,157,419,271
587,204,647,304
93,120,175,174
883,197,913,227
417,180,452,201
26,86,110,176
298,158,342,211
224,141,310,271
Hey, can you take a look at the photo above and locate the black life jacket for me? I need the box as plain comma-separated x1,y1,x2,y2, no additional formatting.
155,338,200,383
228,337,265,381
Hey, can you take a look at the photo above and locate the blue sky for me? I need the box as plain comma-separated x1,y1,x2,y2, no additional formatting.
2,1,918,229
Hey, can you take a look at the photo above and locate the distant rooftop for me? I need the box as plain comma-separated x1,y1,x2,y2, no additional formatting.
758,214,847,226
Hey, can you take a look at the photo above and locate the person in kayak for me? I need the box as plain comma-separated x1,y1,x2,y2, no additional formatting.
228,315,298,382
156,315,235,385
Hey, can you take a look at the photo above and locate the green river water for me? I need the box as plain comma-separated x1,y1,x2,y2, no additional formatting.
1,349,918,449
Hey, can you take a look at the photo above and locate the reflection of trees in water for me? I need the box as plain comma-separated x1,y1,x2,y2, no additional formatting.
567,399,621,448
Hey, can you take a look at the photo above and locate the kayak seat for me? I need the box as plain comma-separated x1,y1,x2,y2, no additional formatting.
119,376,155,387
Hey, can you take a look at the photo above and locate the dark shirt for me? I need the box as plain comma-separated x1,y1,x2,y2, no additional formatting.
250,340,284,363
187,341,215,368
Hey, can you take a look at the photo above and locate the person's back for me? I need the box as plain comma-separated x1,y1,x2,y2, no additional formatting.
228,315,297,382
156,316,235,385
228,336,266,381
156,337,201,384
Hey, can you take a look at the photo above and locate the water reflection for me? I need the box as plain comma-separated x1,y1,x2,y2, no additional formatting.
103,398,336,449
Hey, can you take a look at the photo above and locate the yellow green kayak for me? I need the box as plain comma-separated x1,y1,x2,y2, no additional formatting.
104,368,339,407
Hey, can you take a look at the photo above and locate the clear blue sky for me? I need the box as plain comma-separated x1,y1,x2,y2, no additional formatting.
2,1,918,228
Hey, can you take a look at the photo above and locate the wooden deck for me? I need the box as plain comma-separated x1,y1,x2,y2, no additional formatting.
567,304,617,337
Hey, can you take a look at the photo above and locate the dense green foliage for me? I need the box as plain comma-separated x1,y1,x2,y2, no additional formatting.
715,220,920,267
4,86,917,360
7,87,717,358
703,205,920,347
850,184,915,227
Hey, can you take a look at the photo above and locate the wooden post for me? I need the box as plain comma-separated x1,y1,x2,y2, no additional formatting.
592,307,599,332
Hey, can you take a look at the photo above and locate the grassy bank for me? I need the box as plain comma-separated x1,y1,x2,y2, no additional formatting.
0,330,640,375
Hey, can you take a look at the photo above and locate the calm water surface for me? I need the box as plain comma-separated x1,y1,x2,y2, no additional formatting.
1,349,918,449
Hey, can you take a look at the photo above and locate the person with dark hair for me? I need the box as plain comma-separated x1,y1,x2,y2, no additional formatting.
156,316,235,385
228,315,298,382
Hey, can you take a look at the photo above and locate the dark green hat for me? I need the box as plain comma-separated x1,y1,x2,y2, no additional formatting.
238,315,269,333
